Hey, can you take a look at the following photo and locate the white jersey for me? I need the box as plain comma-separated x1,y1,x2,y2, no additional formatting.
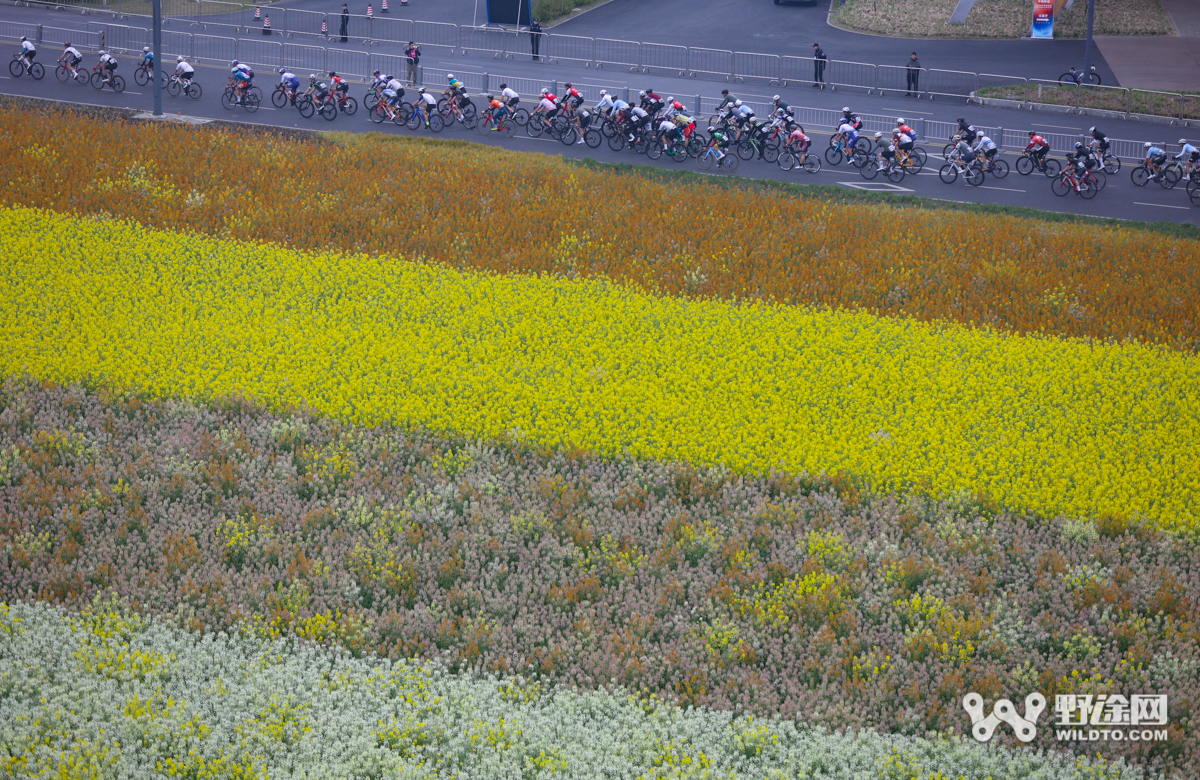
502,86,519,101
595,94,615,112
386,78,403,92
21,40,35,54
100,52,116,66
629,106,648,119
837,122,856,135
895,132,912,145
419,91,437,106
658,119,675,133
176,61,195,75
736,105,754,119
232,63,251,75
973,136,996,152
63,46,81,60
280,71,296,84
611,99,629,112
1177,143,1198,158
538,97,557,113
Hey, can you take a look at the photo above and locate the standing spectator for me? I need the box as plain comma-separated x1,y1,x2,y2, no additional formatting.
905,52,921,96
339,3,350,43
404,41,420,86
530,17,543,62
812,43,826,89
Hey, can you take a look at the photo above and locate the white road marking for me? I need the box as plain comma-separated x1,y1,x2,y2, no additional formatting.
980,185,1026,192
1134,202,1191,210
838,181,914,192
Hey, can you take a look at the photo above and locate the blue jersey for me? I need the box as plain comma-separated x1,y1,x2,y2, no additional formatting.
142,52,153,65
612,99,628,111
1147,146,1164,158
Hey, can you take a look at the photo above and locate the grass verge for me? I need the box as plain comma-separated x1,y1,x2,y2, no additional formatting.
831,0,1172,38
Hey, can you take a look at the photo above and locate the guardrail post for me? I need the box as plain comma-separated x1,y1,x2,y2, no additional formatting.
623,86,630,103
552,79,557,96
996,127,1003,150
483,72,489,92
917,117,925,142
416,63,422,85
694,95,700,114
36,24,43,44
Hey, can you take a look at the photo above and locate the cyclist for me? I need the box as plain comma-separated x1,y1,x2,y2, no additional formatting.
834,118,859,152
415,87,438,125
626,103,650,142
595,89,616,115
771,95,794,121
278,67,300,104
140,46,153,71
786,125,810,166
1175,139,1198,178
563,82,584,110
896,117,914,137
328,71,349,109
1143,142,1166,180
1088,126,1109,160
955,118,977,143
531,89,559,128
706,124,731,161
894,124,915,157
384,75,404,109
58,42,83,79
715,89,737,113
1025,131,1050,170
972,133,998,168
230,60,252,102
174,56,195,87
643,88,662,111
839,107,861,132
953,137,976,170
871,132,897,171
674,110,696,143
18,37,35,74
486,93,507,127
501,82,520,110
303,74,329,110
732,100,755,141
664,96,685,120
96,50,119,86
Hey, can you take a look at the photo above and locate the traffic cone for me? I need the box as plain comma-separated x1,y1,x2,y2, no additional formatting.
321,18,328,37
382,0,388,12
400,0,407,5
263,14,271,34
253,6,260,22
366,4,373,17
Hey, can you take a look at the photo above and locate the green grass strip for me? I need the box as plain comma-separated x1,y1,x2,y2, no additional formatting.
1,206,1197,529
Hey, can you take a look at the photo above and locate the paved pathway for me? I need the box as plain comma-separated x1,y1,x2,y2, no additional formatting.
1095,36,1200,91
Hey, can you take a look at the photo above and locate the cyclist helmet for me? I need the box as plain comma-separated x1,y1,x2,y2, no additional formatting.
639,90,646,97
98,50,106,57
667,96,674,103
232,60,239,66
64,42,70,47
707,125,715,133
143,46,150,53
487,93,494,100
500,82,507,89
721,89,729,96
1029,130,1036,137
773,95,780,101
565,82,572,88
20,36,26,42
1180,138,1189,145
1074,141,1083,148
310,74,317,80
279,67,287,74
1145,142,1152,148
896,118,905,124
373,69,380,76
447,73,454,79
734,99,742,107
842,106,850,112
329,71,336,77
600,89,607,96
178,56,184,62
1088,126,1096,133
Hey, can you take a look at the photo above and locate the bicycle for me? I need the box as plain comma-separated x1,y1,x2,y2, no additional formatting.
647,133,690,163
406,100,444,132
1052,166,1097,198
778,147,821,173
369,97,410,126
90,63,126,93
1058,65,1101,86
273,83,299,108
55,62,90,84
1096,149,1121,175
1130,162,1175,189
1015,151,1061,177
165,73,202,100
697,141,740,172
894,146,927,173
977,155,1009,179
295,92,337,121
736,132,779,163
220,85,261,113
825,134,868,166
332,90,358,116
475,109,516,138
133,62,164,87
939,156,985,186
860,152,906,183
437,95,477,121
9,53,44,80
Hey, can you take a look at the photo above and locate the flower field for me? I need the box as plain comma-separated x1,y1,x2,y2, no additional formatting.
3,107,1199,352
0,381,1195,776
1,104,1198,778
3,207,1197,529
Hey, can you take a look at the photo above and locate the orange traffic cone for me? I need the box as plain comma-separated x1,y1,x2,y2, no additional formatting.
253,6,260,22
382,0,388,12
262,14,271,34
366,4,373,17
321,18,328,36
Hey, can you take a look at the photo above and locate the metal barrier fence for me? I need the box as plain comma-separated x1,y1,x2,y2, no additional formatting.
639,42,686,76
594,37,638,71
459,25,517,58
543,33,594,68
732,52,779,85
191,33,234,65
826,59,874,93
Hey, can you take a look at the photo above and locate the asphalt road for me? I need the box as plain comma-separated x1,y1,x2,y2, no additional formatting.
4,58,1195,225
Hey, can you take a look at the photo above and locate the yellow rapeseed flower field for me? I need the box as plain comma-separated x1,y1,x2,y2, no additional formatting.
1,207,1196,529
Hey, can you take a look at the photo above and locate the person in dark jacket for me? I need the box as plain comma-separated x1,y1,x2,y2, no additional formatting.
404,41,420,86
340,3,350,43
812,43,826,89
530,18,543,61
905,52,921,96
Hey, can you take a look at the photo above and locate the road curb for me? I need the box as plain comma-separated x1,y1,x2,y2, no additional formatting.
970,92,1186,128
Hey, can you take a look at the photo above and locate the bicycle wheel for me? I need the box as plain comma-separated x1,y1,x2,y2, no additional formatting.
342,97,358,116
942,142,956,160
645,142,663,160
860,160,879,180
8,58,22,78
1078,180,1097,199
1042,159,1062,177
608,133,626,151
134,65,147,86
762,142,780,164
1130,166,1149,187
989,159,1009,179
885,165,906,183
853,137,871,156
512,108,530,127
721,154,740,171
90,70,104,89
370,103,388,124
1016,156,1034,176
1051,174,1073,196
398,102,414,122
500,120,516,139
297,97,315,118
1190,184,1200,207
850,150,869,168
221,89,237,111
186,82,202,100
734,140,754,161
55,64,69,83
248,86,263,103
526,117,544,137
463,114,478,130
74,69,89,85
1058,73,1077,85
965,166,984,186
1086,72,1101,86
912,148,928,169
364,91,379,111
698,150,716,170
633,135,651,155
167,78,182,97
559,126,577,146
110,75,125,93
584,128,601,148
29,62,44,80
825,146,844,166
802,154,821,173
1103,155,1120,175
687,134,706,158
272,86,288,107
436,97,450,115
428,114,444,132
318,101,336,121
1162,164,1183,188
461,102,477,119
777,151,795,171
1089,170,1106,191
938,164,958,184
243,92,260,113
405,110,421,130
